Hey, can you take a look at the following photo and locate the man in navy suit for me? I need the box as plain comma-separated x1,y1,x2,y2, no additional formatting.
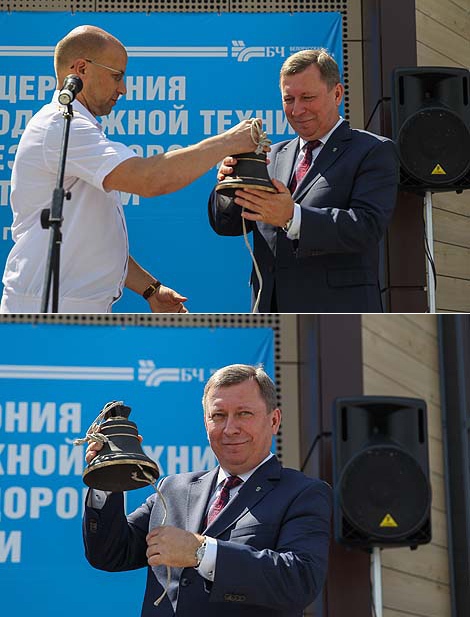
83,364,331,616
209,49,399,313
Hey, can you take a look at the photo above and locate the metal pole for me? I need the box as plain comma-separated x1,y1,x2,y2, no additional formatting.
424,191,436,313
371,547,383,617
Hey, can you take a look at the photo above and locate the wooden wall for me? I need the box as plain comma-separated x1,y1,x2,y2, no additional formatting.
416,0,470,312
362,315,450,617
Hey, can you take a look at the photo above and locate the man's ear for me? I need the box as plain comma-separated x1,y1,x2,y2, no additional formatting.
72,58,87,77
272,408,282,433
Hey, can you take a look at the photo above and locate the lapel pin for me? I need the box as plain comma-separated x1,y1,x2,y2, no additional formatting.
256,486,262,492
332,147,338,152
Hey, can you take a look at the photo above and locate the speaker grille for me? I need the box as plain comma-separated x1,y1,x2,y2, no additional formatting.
339,445,431,541
398,108,470,186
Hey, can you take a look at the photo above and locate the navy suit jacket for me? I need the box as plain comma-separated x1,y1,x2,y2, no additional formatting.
83,456,332,616
208,121,399,313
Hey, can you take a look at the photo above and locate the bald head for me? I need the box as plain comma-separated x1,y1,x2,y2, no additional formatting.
54,25,126,81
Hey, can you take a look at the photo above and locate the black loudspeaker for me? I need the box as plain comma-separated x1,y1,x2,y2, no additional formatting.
332,396,432,549
391,67,470,193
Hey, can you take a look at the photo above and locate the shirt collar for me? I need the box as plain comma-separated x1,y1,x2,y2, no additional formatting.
52,90,102,129
217,452,275,485
299,115,344,149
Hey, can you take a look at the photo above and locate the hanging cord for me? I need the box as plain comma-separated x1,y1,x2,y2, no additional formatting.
73,400,124,447
132,465,171,607
242,214,263,314
245,119,271,313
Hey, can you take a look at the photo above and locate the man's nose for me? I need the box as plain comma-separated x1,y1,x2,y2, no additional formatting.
118,78,127,95
223,416,241,434
291,99,306,116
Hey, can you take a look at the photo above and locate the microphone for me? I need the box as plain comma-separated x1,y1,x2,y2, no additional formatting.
58,74,83,105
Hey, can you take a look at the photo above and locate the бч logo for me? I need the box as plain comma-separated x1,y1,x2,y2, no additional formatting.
231,40,285,62
0,360,207,388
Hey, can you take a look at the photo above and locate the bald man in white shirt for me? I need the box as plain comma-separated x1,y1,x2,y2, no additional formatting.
1,25,262,313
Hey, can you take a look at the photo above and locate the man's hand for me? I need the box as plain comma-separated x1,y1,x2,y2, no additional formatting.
217,153,272,182
223,118,271,156
85,440,103,465
84,432,143,464
217,156,237,182
146,526,205,567
234,178,295,228
147,284,188,313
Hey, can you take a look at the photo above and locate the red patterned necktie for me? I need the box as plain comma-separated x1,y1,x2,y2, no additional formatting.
289,139,321,192
206,475,243,526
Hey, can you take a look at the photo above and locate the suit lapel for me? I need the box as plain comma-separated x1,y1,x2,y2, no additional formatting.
273,138,300,187
187,468,219,532
203,457,281,537
294,121,352,201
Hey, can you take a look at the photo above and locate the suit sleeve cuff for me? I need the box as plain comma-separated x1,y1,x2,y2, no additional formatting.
196,535,217,581
286,203,302,239
86,489,112,509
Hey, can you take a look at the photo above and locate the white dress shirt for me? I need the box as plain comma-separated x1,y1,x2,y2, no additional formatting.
1,91,137,313
197,452,275,581
286,117,345,240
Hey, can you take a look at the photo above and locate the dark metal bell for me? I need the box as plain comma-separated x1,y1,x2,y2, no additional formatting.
215,151,277,198
82,403,160,492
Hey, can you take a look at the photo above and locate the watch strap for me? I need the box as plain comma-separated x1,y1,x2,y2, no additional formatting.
195,537,207,567
142,280,162,300
282,217,293,232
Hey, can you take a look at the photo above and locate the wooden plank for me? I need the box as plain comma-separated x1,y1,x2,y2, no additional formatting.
436,276,470,312
363,367,442,439
381,542,449,584
430,471,447,513
416,11,469,64
417,41,466,67
362,330,441,406
451,0,470,12
433,208,470,249
435,242,470,280
382,568,451,617
432,192,470,218
363,315,439,371
430,506,449,550
429,435,444,475
402,314,438,337
416,0,470,39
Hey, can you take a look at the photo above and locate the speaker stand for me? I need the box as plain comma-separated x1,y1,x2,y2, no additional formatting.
424,191,436,313
371,547,383,617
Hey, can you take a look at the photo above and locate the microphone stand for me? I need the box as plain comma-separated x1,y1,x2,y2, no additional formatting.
40,103,73,313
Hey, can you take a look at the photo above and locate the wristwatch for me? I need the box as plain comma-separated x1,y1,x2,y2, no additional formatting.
194,537,207,568
142,280,161,300
282,217,293,232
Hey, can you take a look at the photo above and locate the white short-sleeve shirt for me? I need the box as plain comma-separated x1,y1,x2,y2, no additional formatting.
1,92,138,313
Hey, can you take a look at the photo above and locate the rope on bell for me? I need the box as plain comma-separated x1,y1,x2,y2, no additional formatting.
250,118,272,155
133,465,172,608
243,118,269,313
72,400,124,447
242,119,270,311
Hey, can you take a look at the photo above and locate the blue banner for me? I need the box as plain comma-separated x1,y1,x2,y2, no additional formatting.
0,11,342,311
0,322,274,615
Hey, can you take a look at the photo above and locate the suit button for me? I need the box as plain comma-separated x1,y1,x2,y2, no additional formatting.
180,577,190,587
224,593,246,602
